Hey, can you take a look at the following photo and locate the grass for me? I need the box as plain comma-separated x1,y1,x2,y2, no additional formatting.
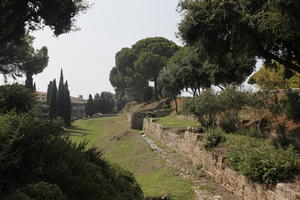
155,116,199,128
198,185,215,195
67,116,194,200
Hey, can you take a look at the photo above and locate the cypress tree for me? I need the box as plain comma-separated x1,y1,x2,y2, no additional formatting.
57,69,65,117
49,79,57,120
85,94,94,117
46,81,52,104
33,82,36,92
64,81,72,126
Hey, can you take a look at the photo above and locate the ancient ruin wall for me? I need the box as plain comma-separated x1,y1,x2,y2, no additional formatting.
143,118,300,200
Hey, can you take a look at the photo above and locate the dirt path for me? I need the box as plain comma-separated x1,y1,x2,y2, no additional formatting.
141,133,237,200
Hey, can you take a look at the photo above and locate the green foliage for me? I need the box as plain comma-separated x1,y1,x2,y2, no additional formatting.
110,37,178,102
85,94,94,117
0,84,35,114
57,69,65,117
54,70,72,125
249,63,300,90
219,115,238,133
187,89,219,127
284,92,300,120
0,0,90,45
93,92,115,114
227,136,298,184
236,128,262,139
187,87,250,129
49,79,58,120
0,113,144,200
203,127,226,149
178,0,300,73
64,82,72,126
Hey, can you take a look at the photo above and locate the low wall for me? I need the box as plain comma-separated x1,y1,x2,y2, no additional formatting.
128,109,174,130
143,118,300,200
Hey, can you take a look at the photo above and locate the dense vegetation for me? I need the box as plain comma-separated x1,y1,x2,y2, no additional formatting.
47,70,72,126
183,87,300,184
85,91,115,117
0,112,143,200
109,37,179,104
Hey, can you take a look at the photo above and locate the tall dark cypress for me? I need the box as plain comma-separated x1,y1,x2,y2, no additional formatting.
85,94,94,117
33,82,36,92
49,79,57,120
57,69,65,117
64,81,72,126
46,81,53,104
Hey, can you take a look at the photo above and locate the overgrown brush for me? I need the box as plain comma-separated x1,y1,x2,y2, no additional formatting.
227,136,298,184
203,127,226,149
0,112,144,200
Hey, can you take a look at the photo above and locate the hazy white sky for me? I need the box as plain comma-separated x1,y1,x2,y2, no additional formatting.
31,0,183,98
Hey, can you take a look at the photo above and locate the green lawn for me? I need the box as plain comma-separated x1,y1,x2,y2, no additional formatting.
67,116,194,200
155,116,199,128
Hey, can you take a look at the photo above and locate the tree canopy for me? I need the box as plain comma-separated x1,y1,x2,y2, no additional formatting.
110,37,178,104
249,62,300,90
178,0,300,73
0,0,90,45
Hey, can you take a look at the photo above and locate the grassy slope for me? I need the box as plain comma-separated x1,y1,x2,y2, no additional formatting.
67,116,194,200
155,117,199,128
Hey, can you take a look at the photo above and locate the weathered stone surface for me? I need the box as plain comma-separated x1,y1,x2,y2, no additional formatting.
143,118,300,200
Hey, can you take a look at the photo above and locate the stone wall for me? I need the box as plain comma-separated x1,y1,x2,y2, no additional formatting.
128,109,174,130
143,118,300,200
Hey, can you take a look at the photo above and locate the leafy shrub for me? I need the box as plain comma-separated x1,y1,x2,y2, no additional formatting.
203,128,226,149
236,127,262,138
187,90,219,127
0,113,144,200
187,87,250,129
219,115,238,133
0,84,36,114
284,92,300,120
227,137,298,184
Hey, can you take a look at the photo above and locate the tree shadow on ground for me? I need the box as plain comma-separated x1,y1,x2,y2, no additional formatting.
65,126,90,137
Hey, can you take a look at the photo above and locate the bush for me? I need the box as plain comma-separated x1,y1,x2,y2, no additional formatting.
236,127,262,138
0,113,144,200
188,90,219,127
187,87,250,129
203,128,226,149
284,92,300,120
219,115,238,133
0,84,36,114
227,137,298,184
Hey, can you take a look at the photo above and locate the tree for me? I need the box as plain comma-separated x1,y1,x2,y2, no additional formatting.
57,69,65,117
0,84,35,114
158,63,182,112
23,45,49,90
109,37,178,102
64,81,72,126
249,62,300,90
85,94,94,117
178,0,300,73
0,0,90,46
169,47,211,96
33,82,36,92
100,92,115,114
0,35,48,81
46,81,53,104
49,80,57,120
133,37,179,99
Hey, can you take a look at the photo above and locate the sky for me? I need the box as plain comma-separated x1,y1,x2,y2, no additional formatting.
30,0,183,98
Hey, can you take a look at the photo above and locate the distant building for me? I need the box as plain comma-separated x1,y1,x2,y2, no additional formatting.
35,92,87,120
36,91,47,102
